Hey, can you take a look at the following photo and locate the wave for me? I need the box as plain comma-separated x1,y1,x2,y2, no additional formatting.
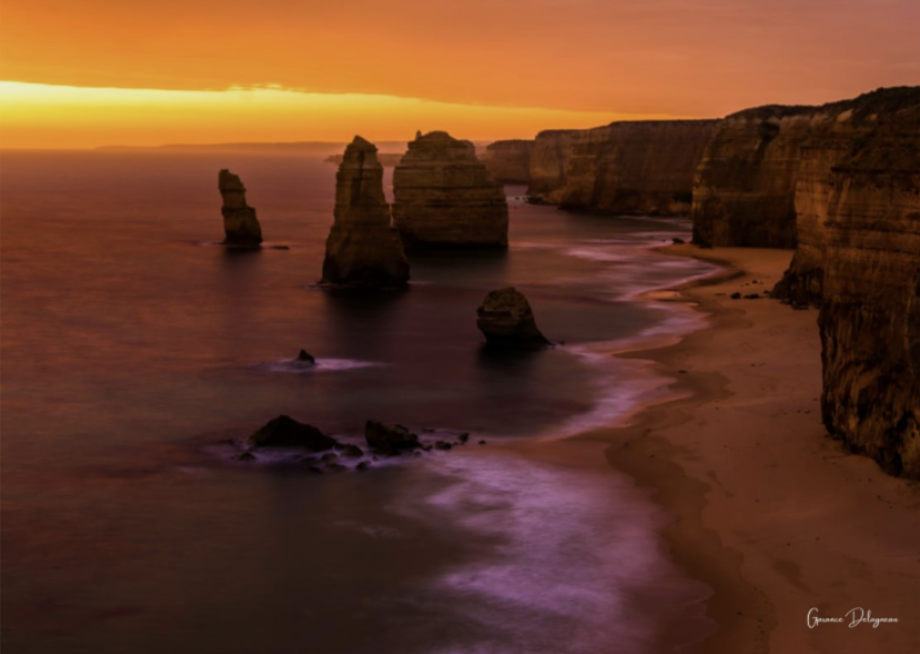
255,357,386,374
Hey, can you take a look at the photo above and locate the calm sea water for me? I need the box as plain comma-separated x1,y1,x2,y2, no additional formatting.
1,150,717,653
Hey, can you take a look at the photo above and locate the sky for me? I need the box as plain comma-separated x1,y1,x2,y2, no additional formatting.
1,0,918,148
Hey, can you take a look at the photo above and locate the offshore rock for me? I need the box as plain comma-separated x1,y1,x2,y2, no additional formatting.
816,102,920,478
365,420,421,455
248,415,340,451
219,169,263,247
558,120,720,216
482,139,534,184
476,287,551,349
393,131,509,248
321,137,410,288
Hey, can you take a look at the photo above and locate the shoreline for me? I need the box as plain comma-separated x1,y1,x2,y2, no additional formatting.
573,245,920,653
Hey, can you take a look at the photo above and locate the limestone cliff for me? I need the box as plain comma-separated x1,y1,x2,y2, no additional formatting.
392,131,508,248
772,87,920,303
557,120,720,216
527,130,579,204
321,137,410,288
816,103,920,477
219,169,263,247
691,107,817,248
482,139,534,184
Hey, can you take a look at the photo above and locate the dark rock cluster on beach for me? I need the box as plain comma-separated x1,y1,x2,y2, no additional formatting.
230,415,480,473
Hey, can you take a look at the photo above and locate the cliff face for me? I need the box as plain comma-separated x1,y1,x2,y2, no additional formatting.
482,139,534,184
219,169,263,247
527,130,579,203
773,87,920,304
817,103,920,478
691,107,817,248
393,131,508,248
321,137,410,288
557,120,720,216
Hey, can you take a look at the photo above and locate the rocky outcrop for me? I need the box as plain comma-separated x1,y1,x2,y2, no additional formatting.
392,131,509,248
527,130,579,204
321,136,410,288
365,420,421,455
814,103,920,478
482,139,534,184
772,87,920,304
219,169,263,247
557,120,720,216
248,415,339,450
325,152,404,167
476,287,551,349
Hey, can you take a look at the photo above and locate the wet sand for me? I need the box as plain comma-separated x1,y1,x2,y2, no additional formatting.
578,246,920,653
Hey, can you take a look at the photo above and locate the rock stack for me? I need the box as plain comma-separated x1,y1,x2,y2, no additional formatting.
476,287,551,349
320,136,410,288
219,169,263,247
393,131,509,248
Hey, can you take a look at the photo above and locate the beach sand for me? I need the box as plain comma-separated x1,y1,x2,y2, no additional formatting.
577,245,920,653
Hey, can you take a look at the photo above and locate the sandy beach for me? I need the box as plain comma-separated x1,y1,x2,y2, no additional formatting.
570,245,920,653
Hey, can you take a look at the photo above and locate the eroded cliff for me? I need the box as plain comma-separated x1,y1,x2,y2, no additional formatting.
321,137,410,288
482,139,534,184
393,131,508,248
527,130,579,204
817,103,920,477
558,120,720,216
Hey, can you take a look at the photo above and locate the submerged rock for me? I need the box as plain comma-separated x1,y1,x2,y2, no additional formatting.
476,287,551,349
219,169,263,247
365,420,421,455
321,136,410,288
296,349,316,364
393,131,509,248
248,415,339,451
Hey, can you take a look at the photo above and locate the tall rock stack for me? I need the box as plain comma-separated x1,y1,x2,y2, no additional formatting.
393,131,509,248
321,137,410,288
558,120,721,216
219,169,263,247
815,103,920,477
482,139,534,184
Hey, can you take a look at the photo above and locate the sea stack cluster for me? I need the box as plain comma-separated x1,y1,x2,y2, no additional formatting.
321,136,410,288
219,169,263,247
393,131,509,248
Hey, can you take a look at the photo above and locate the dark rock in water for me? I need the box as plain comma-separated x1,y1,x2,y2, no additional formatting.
730,292,742,300
339,444,364,458
743,293,762,300
357,461,371,471
296,349,316,364
458,432,470,444
478,440,488,445
672,237,686,244
320,452,338,462
435,441,453,451
365,420,421,455
219,169,263,247
321,136,410,288
248,415,339,451
236,451,257,462
476,287,551,349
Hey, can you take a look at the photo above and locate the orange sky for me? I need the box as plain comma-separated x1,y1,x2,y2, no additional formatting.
1,0,918,148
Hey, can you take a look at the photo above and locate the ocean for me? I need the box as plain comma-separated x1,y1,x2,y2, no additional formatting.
1,150,718,653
